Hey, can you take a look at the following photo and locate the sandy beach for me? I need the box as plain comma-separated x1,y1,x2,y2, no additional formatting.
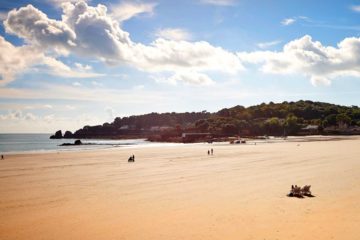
1,138,360,240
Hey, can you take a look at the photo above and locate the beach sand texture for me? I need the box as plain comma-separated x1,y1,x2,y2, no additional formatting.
1,139,360,240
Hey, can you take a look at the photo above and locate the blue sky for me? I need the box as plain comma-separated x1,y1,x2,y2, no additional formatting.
0,0,360,133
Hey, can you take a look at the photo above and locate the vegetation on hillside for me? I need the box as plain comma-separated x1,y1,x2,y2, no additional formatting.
51,100,360,141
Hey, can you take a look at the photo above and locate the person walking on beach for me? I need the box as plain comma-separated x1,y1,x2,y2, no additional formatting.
1,155,3,160
211,148,213,155
128,155,135,162
207,150,210,155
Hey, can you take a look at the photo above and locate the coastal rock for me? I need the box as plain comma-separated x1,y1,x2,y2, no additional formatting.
60,139,82,146
64,131,73,138
50,130,63,139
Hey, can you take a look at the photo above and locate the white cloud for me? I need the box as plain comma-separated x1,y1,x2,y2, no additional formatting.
281,16,312,26
75,62,92,71
91,81,103,87
2,2,242,86
0,36,43,85
0,110,18,120
155,28,191,41
42,56,103,78
105,106,115,119
0,106,106,133
134,38,243,74
200,0,237,6
44,104,53,109
0,110,39,121
44,114,55,123
0,36,102,85
351,5,360,12
168,72,215,86
257,40,282,49
238,35,360,86
73,81,82,86
4,4,76,55
48,0,89,8
110,1,156,22
65,105,76,110
25,112,38,120
281,18,296,26
310,76,331,86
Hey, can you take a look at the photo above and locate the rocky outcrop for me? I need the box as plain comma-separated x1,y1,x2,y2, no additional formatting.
60,139,82,146
50,130,62,139
64,131,73,138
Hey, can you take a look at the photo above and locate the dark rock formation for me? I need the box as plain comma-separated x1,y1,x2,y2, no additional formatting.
50,130,63,139
64,131,73,138
60,139,82,146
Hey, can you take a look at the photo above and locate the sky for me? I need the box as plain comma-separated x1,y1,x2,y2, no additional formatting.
0,0,360,133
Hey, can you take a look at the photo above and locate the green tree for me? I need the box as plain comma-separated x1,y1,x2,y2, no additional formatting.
285,114,299,135
336,113,351,128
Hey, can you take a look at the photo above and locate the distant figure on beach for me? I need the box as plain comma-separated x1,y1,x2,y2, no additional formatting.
211,148,213,155
207,150,210,155
1,155,3,160
128,155,135,162
132,155,135,161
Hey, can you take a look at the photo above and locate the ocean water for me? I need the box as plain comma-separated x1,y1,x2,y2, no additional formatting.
0,134,169,154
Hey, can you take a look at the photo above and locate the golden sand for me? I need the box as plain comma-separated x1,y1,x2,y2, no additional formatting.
1,138,360,239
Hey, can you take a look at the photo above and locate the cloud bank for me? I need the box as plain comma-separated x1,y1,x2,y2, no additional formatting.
2,1,243,86
110,1,156,22
1,1,360,87
238,35,360,86
155,28,191,41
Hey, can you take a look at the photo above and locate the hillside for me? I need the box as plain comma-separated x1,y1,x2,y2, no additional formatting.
50,100,360,142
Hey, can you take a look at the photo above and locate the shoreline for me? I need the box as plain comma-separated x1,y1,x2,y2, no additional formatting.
2,134,360,156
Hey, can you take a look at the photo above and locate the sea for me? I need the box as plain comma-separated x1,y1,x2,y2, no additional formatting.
0,134,178,154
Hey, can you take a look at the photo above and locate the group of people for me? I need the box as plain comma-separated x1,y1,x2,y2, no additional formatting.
207,148,214,155
288,184,312,197
128,154,135,162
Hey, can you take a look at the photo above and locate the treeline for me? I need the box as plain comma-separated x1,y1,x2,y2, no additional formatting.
196,100,360,137
51,100,360,140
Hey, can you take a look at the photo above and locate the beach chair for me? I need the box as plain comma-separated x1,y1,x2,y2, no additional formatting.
293,186,302,197
301,185,311,196
288,185,302,197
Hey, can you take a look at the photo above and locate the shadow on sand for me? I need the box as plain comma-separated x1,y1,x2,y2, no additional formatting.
287,193,316,198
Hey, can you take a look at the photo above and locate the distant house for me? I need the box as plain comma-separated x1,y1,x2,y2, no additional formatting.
181,133,211,138
302,125,319,130
119,125,136,130
150,126,173,132
181,132,212,142
300,125,319,134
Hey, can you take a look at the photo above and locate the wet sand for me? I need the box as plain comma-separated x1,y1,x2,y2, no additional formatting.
1,138,360,239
